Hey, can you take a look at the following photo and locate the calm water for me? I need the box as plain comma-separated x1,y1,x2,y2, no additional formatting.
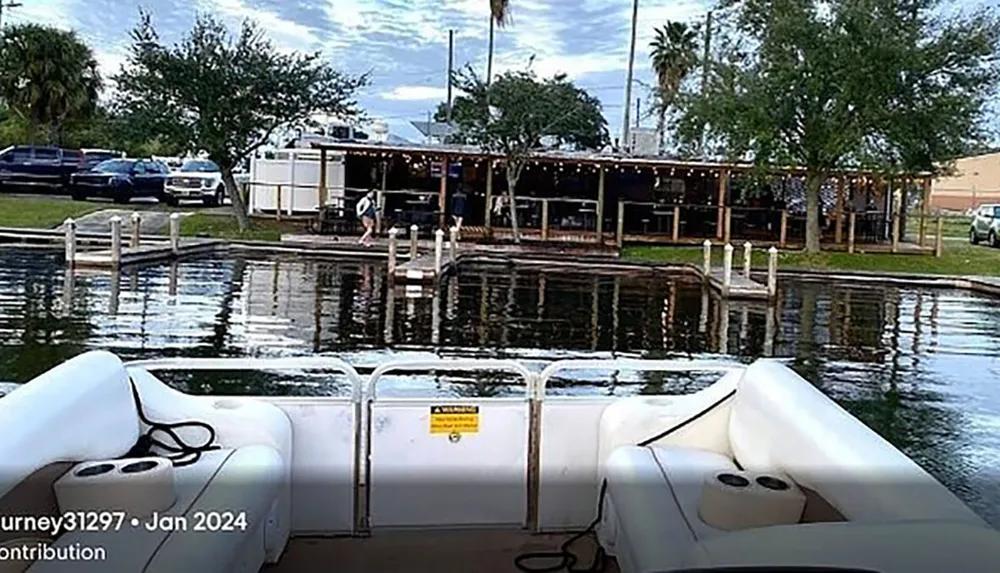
2,249,1000,524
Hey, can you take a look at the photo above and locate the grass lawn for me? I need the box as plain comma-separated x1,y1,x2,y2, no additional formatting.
624,241,1000,278
0,195,104,228
938,216,971,239
179,213,306,242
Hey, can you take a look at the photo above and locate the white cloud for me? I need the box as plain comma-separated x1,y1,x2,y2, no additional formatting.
380,86,451,101
204,0,320,50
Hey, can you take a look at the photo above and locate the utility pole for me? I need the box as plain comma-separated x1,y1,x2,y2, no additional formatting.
621,0,640,154
636,98,640,128
0,1,22,31
446,30,454,128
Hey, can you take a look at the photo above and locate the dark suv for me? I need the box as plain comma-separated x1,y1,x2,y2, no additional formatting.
0,145,88,191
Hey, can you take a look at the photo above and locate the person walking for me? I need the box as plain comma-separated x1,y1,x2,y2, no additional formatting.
356,189,377,247
452,185,468,233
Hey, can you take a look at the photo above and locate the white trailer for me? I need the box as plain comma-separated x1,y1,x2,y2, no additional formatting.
249,148,346,215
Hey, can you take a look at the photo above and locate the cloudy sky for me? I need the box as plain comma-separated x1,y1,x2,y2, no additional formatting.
9,0,997,144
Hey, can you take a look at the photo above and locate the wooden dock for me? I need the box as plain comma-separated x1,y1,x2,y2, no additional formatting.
705,269,770,300
393,254,453,283
73,239,221,268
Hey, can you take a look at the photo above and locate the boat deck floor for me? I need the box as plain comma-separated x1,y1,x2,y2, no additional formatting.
264,528,619,573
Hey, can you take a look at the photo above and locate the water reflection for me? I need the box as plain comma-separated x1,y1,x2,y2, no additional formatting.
3,251,1000,523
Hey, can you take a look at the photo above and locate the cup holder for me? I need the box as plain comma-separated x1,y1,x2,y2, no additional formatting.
717,473,750,488
121,461,159,474
75,463,115,478
756,475,790,491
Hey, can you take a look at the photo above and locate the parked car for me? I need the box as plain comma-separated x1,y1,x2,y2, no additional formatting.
0,145,86,191
81,149,125,170
163,159,227,206
969,204,1000,247
69,158,171,204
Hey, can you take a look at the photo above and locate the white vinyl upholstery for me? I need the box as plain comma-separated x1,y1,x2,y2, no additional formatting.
600,445,736,573
729,360,985,525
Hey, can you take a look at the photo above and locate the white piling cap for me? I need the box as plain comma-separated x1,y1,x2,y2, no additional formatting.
389,227,399,236
410,224,418,230
724,243,734,251
769,246,779,254
131,211,141,221
744,241,752,248
64,217,75,226
436,228,445,236
169,213,180,220
703,239,712,246
109,216,122,223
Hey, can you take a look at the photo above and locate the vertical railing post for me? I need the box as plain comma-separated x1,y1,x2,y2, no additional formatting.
722,243,734,297
169,213,180,255
848,212,857,254
616,200,625,248
723,207,732,244
276,184,282,222
64,218,76,265
743,241,752,279
672,205,680,242
935,216,944,258
779,210,788,248
768,246,778,300
409,224,419,258
541,199,550,241
109,216,122,266
702,239,712,278
891,213,900,254
387,227,399,275
130,211,141,248
434,228,444,275
449,226,458,264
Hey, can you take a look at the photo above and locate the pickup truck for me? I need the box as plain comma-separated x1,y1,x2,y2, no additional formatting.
163,159,250,206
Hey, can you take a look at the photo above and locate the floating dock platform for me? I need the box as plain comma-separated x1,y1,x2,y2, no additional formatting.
73,239,221,268
393,254,454,283
705,269,770,300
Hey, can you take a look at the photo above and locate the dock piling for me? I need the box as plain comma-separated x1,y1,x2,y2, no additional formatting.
743,241,752,279
767,246,778,299
848,212,857,254
409,225,419,259
702,240,712,277
388,227,399,275
130,212,141,248
449,226,458,264
109,216,122,266
435,229,444,275
935,216,944,258
64,218,76,265
169,213,180,255
722,243,734,297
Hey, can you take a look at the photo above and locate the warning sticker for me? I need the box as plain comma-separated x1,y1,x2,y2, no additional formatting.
430,405,480,434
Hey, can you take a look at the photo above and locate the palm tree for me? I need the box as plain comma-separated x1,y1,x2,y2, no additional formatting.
486,0,511,86
649,22,698,153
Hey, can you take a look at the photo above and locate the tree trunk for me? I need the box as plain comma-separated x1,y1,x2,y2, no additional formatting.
805,171,824,253
221,167,251,232
486,18,495,86
505,169,521,244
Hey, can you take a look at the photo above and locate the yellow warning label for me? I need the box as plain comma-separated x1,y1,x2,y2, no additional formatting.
430,405,480,434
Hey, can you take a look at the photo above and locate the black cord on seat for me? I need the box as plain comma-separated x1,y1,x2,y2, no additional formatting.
514,388,738,573
122,378,220,467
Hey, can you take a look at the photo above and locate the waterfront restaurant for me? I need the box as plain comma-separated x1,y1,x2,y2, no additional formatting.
314,141,937,250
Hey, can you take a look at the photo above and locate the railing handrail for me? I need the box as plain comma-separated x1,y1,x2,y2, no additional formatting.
535,358,746,399
366,359,535,400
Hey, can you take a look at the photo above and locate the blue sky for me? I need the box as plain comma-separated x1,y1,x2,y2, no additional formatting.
9,0,997,144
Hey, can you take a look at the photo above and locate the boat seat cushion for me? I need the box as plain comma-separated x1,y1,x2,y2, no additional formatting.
25,445,283,573
601,445,736,573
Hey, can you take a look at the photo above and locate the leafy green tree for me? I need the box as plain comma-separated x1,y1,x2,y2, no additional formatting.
0,24,101,144
678,0,1000,253
448,66,608,242
114,11,368,230
649,21,699,153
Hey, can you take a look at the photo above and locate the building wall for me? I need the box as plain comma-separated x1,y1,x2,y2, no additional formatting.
931,152,1000,212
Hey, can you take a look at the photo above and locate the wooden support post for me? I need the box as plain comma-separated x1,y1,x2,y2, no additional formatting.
935,216,944,258
485,160,494,236
596,167,606,243
387,228,399,275
918,177,930,247
109,216,122,266
64,218,76,265
722,243,734,297
449,226,458,264
541,199,550,241
723,207,732,244
672,205,680,242
434,229,444,275
130,212,141,248
891,215,900,253
716,168,729,239
848,212,857,254
377,160,387,234
409,224,419,258
616,200,625,248
276,185,282,222
169,213,180,255
743,241,752,279
767,246,778,299
438,158,448,229
318,148,328,210
703,240,712,277
891,178,901,252
835,176,844,244
779,210,788,248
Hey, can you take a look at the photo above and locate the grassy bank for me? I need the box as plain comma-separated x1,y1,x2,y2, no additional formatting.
0,196,103,228
624,242,1000,277
179,213,305,242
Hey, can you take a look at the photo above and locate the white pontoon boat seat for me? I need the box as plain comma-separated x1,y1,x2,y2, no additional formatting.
0,351,294,573
600,445,737,573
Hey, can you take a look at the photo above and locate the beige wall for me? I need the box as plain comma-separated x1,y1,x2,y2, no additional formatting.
931,152,1000,212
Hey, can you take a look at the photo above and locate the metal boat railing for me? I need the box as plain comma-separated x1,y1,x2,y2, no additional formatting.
125,356,747,534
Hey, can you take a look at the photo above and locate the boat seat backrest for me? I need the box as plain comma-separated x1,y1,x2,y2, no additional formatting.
0,351,140,500
728,360,984,525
